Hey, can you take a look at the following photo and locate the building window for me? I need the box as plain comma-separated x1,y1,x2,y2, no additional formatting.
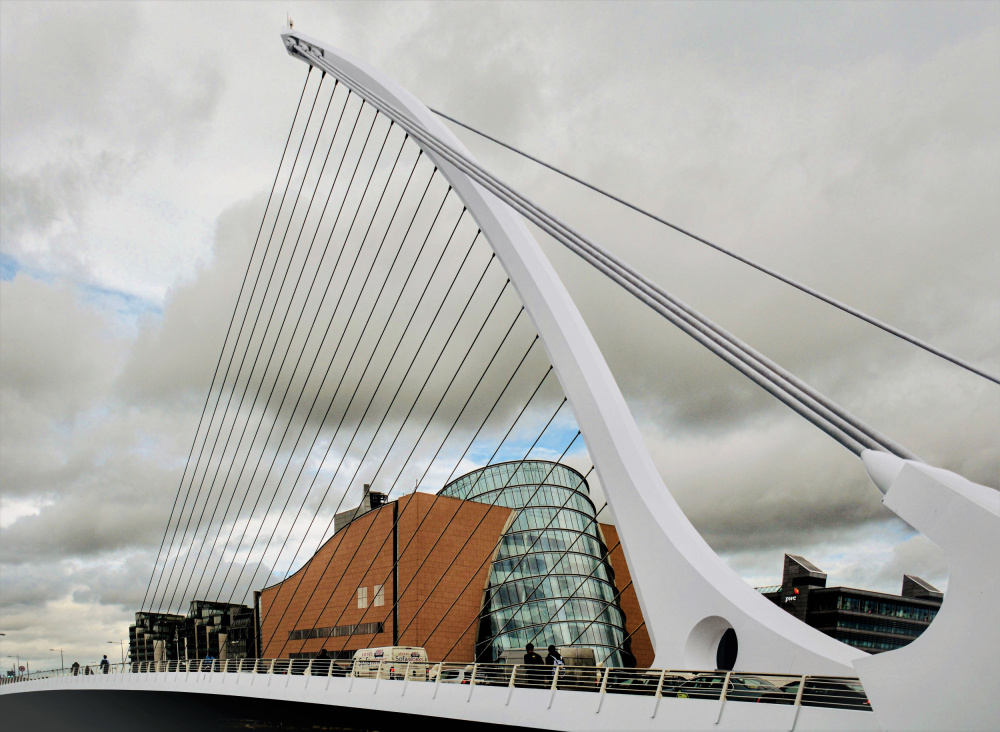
357,587,368,609
288,622,383,641
374,584,385,607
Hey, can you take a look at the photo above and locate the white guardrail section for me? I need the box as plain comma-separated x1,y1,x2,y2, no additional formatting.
0,660,873,713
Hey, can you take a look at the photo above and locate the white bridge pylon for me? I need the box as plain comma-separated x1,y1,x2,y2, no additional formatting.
280,30,862,676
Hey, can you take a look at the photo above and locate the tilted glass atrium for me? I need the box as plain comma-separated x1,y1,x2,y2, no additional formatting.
439,460,630,667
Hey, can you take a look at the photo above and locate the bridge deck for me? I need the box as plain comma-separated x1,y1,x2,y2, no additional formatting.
2,667,877,731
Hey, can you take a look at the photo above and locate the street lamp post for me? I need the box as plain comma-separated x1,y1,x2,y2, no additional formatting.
49,648,64,671
109,640,125,664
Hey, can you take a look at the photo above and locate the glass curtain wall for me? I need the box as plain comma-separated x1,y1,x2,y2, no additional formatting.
440,461,630,667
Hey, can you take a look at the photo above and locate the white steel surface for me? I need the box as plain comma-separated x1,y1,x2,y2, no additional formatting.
857,452,1000,731
0,665,878,732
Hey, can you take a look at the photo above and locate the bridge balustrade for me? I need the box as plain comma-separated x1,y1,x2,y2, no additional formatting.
0,659,872,711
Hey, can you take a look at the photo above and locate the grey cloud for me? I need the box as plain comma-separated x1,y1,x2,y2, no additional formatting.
869,534,948,592
118,196,262,403
0,562,73,611
0,277,127,408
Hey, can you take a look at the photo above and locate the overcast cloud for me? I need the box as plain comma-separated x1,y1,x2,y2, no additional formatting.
1,1,997,673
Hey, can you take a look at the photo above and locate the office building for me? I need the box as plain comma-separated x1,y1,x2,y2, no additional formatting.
258,461,653,666
129,601,254,663
756,554,943,653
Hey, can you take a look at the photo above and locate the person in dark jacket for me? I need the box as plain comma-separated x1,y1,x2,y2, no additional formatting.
99,655,110,674
71,661,80,676
313,648,331,676
522,643,545,686
523,643,544,665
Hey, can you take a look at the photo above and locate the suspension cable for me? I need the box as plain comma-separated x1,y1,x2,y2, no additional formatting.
248,224,486,649
223,200,473,614
290,46,927,460
222,179,461,616
432,465,597,662
140,65,315,615
158,81,356,614
150,70,331,614
172,82,361,609
184,110,402,607
431,107,999,387
207,137,426,609
210,151,441,609
269,267,515,658
196,131,415,605
189,92,379,603
305,319,536,654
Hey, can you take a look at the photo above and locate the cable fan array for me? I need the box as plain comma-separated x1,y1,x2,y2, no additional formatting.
141,67,642,665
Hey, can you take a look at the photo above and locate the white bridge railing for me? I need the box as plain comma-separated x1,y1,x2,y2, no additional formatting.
1,658,872,712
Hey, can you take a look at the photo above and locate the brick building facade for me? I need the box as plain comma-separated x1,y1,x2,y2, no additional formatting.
258,462,652,666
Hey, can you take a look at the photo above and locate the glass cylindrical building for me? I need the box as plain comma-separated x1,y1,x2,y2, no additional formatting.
439,460,630,667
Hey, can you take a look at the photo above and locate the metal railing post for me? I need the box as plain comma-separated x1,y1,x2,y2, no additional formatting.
432,663,442,699
652,668,668,719
265,658,276,687
716,670,733,724
467,663,479,702
596,666,610,713
349,658,359,692
790,674,807,731
506,664,519,706
374,659,385,693
548,665,561,709
402,660,413,696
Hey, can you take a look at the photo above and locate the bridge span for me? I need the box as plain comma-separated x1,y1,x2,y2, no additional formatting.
1,660,877,732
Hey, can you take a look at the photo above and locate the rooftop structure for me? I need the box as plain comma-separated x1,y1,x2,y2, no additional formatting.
756,555,943,653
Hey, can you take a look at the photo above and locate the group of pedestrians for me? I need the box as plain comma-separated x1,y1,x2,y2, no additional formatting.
69,655,111,676
521,643,563,685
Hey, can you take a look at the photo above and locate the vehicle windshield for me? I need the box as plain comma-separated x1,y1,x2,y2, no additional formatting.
736,677,778,690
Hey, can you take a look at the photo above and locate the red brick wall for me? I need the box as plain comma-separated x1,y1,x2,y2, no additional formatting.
260,506,396,658
259,493,511,662
395,493,512,661
600,523,654,667
258,496,651,667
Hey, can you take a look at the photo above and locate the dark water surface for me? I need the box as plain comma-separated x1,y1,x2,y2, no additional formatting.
2,689,538,731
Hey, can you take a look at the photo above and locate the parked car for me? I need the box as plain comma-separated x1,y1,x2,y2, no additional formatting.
669,673,780,702
605,670,686,696
776,679,871,710
429,664,474,684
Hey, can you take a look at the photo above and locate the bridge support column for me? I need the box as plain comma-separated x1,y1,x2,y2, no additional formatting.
856,453,1000,731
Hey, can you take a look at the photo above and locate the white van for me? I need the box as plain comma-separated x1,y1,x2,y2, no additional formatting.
351,647,429,680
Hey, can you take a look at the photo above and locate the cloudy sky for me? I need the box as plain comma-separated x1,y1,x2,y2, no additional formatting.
1,1,997,672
